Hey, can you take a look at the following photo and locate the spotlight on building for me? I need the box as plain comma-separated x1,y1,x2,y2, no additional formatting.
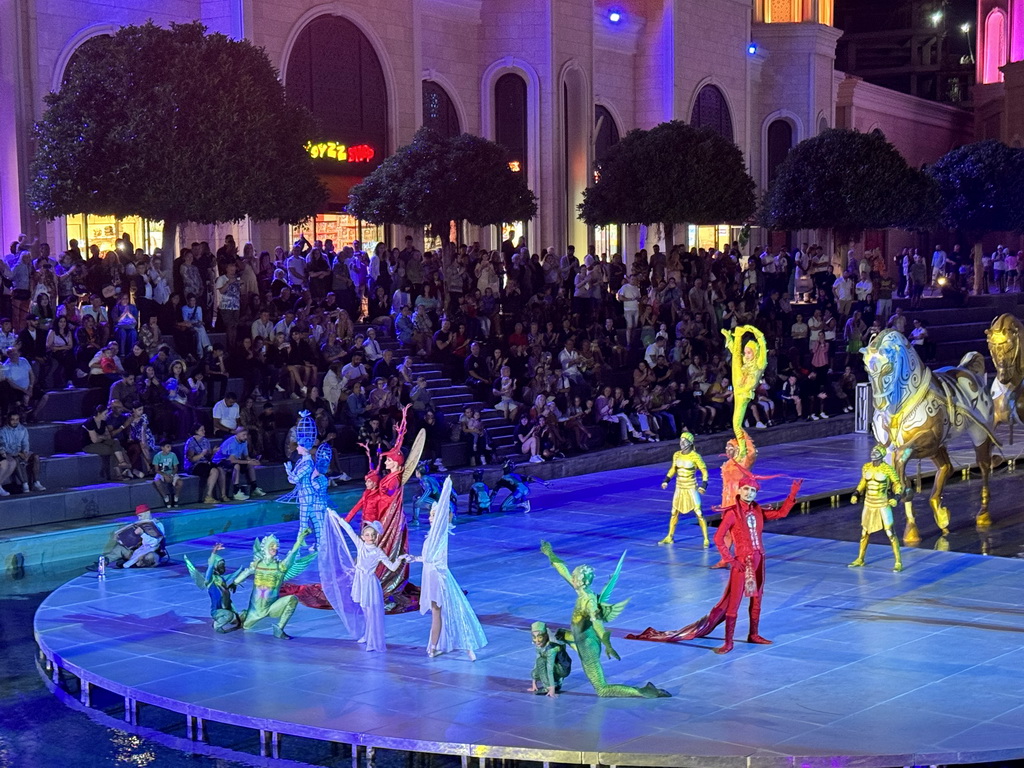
747,42,758,55
608,8,623,23
960,22,971,33
931,10,943,26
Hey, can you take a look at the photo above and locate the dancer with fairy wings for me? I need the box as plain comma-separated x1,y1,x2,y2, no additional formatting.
411,476,487,660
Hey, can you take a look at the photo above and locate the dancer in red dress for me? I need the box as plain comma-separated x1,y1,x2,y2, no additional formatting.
628,469,801,654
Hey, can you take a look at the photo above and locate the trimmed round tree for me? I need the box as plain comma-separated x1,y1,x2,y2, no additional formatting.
928,140,1024,294
761,128,936,267
579,120,755,250
347,127,538,250
30,21,325,268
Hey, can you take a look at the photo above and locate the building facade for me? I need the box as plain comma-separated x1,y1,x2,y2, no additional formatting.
0,0,974,259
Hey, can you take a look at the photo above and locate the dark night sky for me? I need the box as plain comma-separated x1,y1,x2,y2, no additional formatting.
835,0,978,58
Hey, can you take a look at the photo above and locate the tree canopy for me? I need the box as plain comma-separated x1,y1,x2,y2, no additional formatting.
30,21,325,259
760,128,935,244
927,140,1024,235
578,120,756,247
347,127,538,245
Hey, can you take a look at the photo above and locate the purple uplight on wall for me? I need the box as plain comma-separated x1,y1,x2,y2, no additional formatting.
608,8,623,24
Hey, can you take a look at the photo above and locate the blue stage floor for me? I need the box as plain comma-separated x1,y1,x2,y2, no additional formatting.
34,435,1024,768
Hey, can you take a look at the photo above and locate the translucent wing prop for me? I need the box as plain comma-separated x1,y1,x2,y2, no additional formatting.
420,477,454,568
283,552,318,582
318,508,365,639
598,551,630,623
401,429,427,485
184,554,206,590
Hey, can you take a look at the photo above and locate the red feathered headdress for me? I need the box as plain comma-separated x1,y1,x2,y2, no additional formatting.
379,405,412,466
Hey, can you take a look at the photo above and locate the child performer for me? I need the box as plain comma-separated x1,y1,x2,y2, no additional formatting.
412,477,487,660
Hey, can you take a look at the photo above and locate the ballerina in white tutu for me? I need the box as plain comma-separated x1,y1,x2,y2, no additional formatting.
323,511,411,652
412,477,488,660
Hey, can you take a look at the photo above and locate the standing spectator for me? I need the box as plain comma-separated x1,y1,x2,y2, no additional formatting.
212,427,264,501
0,412,44,492
909,253,927,309
215,262,243,347
464,341,490,402
616,276,641,340
930,245,947,289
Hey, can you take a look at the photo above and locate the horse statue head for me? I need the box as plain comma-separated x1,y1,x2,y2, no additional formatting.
861,329,929,415
986,313,1024,387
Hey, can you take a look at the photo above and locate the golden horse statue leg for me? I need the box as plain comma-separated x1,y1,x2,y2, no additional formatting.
975,440,993,528
929,447,953,536
895,448,921,544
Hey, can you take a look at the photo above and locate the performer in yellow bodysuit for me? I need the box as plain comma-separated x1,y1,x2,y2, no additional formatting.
722,325,768,438
849,445,904,572
660,432,709,546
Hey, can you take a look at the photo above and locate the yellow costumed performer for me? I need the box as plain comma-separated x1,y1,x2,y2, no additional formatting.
723,325,768,438
849,445,904,572
660,432,709,546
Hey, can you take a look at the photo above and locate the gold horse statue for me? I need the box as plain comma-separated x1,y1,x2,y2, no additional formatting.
986,313,1024,441
861,329,998,543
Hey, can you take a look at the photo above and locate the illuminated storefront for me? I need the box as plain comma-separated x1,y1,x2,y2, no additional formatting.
65,213,164,255
592,225,621,258
687,224,742,252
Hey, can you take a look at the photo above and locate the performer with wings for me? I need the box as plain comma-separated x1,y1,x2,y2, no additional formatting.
540,541,670,698
229,528,316,639
184,543,243,633
411,477,487,660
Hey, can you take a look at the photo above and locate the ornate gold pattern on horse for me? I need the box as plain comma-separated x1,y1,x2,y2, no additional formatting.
861,329,998,543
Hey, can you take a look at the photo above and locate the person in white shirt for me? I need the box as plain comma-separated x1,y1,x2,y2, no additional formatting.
212,392,240,437
644,336,668,367
362,327,383,362
616,276,641,335
251,309,275,342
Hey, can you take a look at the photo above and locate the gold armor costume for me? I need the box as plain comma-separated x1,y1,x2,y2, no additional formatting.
661,435,709,546
850,447,904,572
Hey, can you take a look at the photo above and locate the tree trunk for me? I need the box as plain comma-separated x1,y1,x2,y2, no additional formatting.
160,218,179,283
973,241,983,296
663,222,674,253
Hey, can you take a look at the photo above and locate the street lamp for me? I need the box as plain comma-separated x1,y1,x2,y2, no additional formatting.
931,10,943,26
961,21,975,65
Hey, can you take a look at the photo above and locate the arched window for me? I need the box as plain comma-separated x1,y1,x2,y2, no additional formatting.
61,35,111,84
984,8,1008,83
1013,0,1024,61
422,80,460,138
495,73,528,175
594,104,620,165
766,120,794,185
690,85,733,142
285,15,388,165
819,115,829,134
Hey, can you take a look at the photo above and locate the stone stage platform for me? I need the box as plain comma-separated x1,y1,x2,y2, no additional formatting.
34,446,1024,768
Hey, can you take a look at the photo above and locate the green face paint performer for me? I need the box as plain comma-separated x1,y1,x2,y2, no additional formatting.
849,445,905,572
659,431,709,546
529,621,572,697
185,543,243,633
540,541,670,698
231,528,316,639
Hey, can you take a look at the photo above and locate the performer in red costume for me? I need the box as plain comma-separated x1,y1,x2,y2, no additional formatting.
628,470,801,654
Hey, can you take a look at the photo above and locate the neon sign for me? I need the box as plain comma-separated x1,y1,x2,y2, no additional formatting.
305,141,377,164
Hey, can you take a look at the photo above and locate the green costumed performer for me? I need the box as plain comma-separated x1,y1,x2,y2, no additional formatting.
540,540,670,698
185,543,243,633
849,445,905,572
231,528,316,639
529,621,572,697
660,431,709,546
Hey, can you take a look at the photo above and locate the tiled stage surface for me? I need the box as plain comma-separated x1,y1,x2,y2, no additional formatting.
34,431,1024,767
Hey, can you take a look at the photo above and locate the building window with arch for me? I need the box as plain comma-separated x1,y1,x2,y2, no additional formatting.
819,115,830,134
593,105,622,257
690,85,733,142
766,119,794,186
285,15,389,252
422,81,460,138
983,8,1008,83
495,73,528,175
